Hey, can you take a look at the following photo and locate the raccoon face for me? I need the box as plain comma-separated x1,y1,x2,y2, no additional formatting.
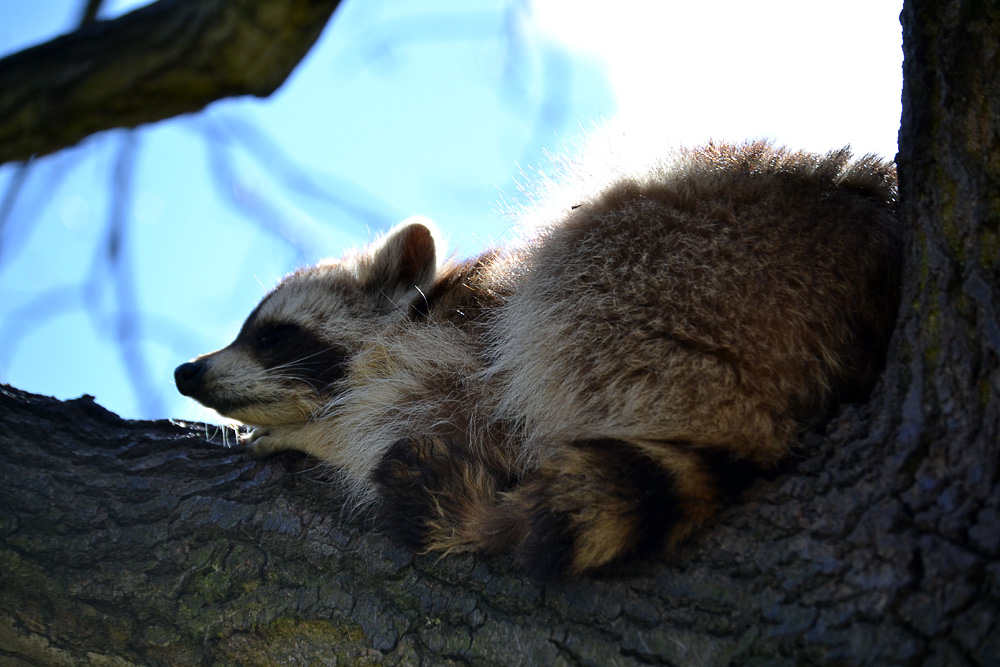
174,315,350,426
175,219,440,426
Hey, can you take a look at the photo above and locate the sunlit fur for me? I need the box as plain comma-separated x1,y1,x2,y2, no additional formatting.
177,142,902,578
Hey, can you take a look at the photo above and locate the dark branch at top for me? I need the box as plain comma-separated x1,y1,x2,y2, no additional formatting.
0,0,343,167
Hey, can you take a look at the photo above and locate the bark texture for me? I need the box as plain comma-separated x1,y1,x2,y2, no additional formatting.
0,383,992,667
0,0,342,166
1,383,845,666
1,0,999,664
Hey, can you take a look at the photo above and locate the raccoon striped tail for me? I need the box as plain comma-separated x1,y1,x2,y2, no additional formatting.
505,438,759,578
372,436,523,557
373,436,758,579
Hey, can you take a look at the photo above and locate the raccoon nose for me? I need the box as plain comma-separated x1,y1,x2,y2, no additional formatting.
174,361,205,396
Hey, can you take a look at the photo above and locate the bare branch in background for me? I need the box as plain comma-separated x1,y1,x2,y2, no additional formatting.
0,0,344,167
77,0,105,25
195,114,402,266
201,121,314,264
349,9,513,65
104,133,165,417
0,279,204,386
207,114,401,228
0,131,202,415
0,287,84,374
0,162,30,266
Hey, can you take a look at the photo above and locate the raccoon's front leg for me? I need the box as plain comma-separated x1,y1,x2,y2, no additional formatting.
508,438,729,579
243,421,329,460
371,435,518,556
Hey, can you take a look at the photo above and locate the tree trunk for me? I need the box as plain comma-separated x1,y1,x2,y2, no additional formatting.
1,0,998,664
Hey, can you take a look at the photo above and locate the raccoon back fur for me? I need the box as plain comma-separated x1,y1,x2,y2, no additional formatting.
175,141,901,578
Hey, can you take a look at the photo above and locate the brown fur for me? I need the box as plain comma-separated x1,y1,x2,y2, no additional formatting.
175,142,901,578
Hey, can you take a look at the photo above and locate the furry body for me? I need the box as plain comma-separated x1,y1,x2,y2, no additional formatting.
175,142,901,577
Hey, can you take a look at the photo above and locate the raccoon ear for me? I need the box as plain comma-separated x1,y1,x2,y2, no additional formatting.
361,217,440,305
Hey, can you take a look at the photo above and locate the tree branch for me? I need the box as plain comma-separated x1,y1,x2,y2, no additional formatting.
2,384,994,664
0,0,342,166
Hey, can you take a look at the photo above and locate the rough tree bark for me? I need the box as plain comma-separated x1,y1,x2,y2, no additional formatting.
0,0,343,166
1,0,998,664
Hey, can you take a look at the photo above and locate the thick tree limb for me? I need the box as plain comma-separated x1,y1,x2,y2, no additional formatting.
0,0,342,166
1,383,996,665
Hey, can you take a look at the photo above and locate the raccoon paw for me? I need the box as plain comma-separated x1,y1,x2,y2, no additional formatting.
243,426,298,457
243,428,274,457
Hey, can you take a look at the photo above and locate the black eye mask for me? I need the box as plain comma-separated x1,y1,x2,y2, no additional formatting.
241,322,350,392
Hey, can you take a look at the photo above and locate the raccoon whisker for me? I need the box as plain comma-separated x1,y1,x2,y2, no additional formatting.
264,349,334,373
376,287,408,316
198,420,241,448
264,372,324,394
414,285,429,314
265,368,319,381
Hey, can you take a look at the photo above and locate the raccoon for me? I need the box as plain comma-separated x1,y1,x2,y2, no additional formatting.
175,141,901,578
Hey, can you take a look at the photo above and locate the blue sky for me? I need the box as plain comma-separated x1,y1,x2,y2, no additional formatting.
0,0,903,423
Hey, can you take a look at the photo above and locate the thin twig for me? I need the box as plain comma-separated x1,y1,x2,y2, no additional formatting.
78,0,104,26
